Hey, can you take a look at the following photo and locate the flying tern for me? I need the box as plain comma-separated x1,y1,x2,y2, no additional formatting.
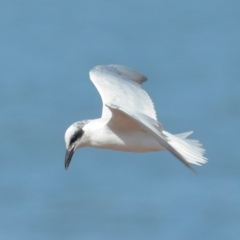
64,65,207,171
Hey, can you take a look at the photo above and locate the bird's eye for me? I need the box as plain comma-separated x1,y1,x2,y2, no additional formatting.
70,129,84,145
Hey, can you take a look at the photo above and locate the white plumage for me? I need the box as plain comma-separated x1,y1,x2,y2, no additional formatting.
64,65,207,170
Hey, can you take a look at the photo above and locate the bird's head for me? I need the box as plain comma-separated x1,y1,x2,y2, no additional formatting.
64,120,89,170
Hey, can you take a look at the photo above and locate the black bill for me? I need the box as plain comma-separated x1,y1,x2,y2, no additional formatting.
65,148,74,170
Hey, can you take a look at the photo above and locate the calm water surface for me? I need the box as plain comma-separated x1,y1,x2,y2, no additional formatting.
1,1,240,239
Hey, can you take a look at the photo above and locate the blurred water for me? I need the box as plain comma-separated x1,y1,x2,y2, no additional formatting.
1,1,240,239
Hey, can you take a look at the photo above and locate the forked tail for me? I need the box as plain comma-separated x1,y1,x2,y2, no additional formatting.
163,130,207,166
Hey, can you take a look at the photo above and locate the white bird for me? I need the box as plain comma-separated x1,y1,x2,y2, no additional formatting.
64,65,207,171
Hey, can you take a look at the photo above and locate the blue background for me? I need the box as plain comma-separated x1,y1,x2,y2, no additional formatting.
1,1,240,239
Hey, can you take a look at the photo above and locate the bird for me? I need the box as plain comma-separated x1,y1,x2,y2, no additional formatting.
64,65,207,171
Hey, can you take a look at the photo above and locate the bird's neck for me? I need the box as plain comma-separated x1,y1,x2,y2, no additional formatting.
79,118,116,148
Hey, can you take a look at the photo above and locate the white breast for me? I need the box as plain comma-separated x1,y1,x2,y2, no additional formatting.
82,119,165,152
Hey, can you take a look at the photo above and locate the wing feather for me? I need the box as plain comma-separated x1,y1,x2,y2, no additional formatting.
89,65,157,120
106,104,195,171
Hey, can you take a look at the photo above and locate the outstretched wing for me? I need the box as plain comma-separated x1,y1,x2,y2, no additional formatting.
106,104,207,171
89,65,157,120
89,65,207,170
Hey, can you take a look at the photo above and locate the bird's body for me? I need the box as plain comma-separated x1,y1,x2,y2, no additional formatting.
64,65,207,170
69,118,164,152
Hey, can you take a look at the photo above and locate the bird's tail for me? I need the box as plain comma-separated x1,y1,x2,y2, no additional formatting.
162,130,207,166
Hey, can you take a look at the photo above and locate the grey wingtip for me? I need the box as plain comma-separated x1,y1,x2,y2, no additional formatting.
90,65,147,84
109,65,147,83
